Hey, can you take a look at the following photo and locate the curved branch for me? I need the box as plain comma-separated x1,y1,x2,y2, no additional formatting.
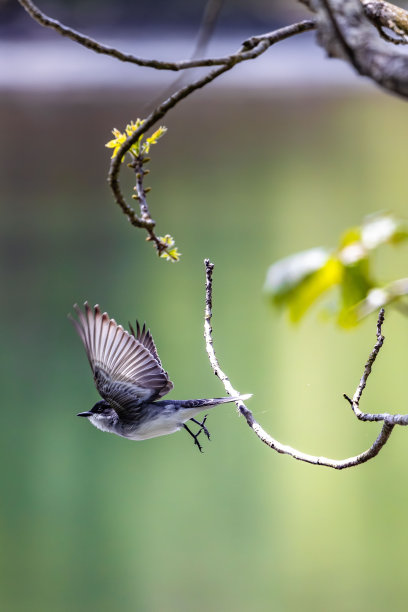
108,62,232,228
108,21,315,231
17,0,316,244
203,259,405,469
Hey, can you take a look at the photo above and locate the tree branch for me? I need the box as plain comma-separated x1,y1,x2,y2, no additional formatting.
308,0,408,98
108,21,315,234
204,259,408,469
17,0,315,71
300,0,408,43
17,1,317,246
362,0,408,44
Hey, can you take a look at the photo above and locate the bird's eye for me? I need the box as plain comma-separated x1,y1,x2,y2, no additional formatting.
93,403,106,414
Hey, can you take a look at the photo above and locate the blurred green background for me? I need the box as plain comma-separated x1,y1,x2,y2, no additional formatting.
2,4,408,611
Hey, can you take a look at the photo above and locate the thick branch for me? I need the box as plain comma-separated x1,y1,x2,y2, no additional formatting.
362,0,408,44
300,0,408,43
203,259,405,469
310,0,408,98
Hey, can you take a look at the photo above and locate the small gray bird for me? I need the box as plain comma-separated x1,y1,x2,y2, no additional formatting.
69,303,251,452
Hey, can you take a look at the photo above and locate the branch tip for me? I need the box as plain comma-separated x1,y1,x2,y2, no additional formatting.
343,393,353,405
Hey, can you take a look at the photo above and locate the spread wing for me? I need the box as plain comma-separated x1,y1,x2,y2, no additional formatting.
69,302,173,413
128,321,163,367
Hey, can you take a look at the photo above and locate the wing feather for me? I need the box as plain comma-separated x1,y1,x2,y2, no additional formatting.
130,320,163,367
69,303,174,412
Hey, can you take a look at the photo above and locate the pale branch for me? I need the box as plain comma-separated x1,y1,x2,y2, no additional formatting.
343,309,386,421
108,21,315,232
307,0,408,98
17,0,315,70
203,259,408,469
343,310,408,424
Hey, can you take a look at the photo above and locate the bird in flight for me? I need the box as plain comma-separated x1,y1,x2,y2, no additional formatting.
69,303,251,452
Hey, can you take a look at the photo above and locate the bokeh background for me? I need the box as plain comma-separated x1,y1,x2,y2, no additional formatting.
2,1,408,611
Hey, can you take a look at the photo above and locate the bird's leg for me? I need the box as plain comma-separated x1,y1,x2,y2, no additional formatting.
183,423,205,453
190,414,211,440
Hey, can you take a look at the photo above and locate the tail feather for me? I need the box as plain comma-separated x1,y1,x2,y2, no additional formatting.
177,393,252,409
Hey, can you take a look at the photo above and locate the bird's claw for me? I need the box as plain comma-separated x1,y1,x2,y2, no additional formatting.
183,415,211,452
191,415,211,440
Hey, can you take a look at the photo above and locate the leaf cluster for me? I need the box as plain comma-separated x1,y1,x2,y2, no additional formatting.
265,213,408,326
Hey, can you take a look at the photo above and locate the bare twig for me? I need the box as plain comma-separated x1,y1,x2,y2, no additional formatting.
17,0,315,71
204,259,408,469
343,309,386,421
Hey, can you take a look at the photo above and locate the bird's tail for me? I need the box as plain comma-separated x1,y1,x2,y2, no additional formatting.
176,393,252,409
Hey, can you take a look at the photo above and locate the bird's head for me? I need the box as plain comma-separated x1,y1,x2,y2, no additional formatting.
77,400,117,433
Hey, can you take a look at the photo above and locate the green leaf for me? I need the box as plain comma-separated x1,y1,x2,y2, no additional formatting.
339,227,361,248
267,212,408,327
264,247,330,305
337,255,373,327
340,259,372,308
287,257,342,322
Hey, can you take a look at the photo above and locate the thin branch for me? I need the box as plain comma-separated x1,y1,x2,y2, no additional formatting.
17,0,315,71
108,21,315,235
203,259,407,469
17,0,316,245
126,155,160,250
108,62,232,231
111,152,179,259
343,308,386,421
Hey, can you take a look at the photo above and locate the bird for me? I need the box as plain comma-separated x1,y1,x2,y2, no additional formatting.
69,302,251,452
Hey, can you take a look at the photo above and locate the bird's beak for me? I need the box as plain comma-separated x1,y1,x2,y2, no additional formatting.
77,411,92,417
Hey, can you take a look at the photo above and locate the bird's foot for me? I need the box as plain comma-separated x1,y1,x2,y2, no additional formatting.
183,416,211,453
190,415,211,440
